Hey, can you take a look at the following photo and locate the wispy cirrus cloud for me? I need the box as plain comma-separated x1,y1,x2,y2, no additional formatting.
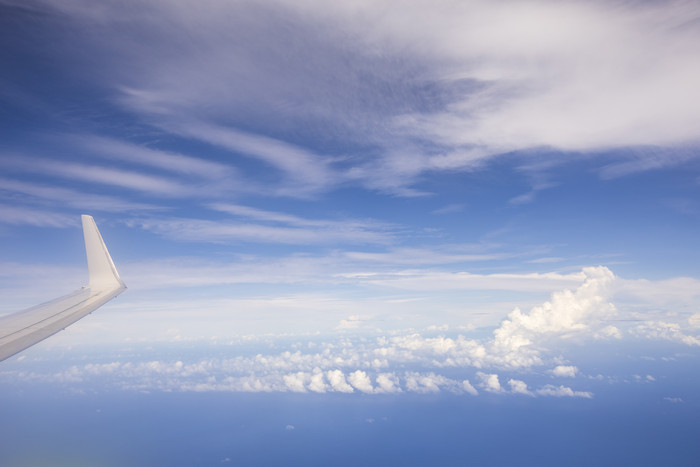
363,270,587,292
171,122,336,196
0,155,193,197
129,215,395,245
66,134,237,179
0,178,160,212
210,203,392,233
12,0,696,197
0,204,77,228
342,247,509,266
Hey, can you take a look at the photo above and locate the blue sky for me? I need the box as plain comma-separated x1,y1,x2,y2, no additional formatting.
1,0,700,464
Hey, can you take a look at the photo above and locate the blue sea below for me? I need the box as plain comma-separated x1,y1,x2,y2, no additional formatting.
1,385,698,467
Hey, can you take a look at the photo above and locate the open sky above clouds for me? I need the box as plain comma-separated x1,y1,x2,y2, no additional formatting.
1,2,700,461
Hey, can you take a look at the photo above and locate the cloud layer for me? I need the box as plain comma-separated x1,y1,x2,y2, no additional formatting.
4,265,698,399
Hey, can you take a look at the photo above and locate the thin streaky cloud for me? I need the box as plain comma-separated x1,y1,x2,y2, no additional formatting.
343,248,508,265
597,147,699,180
365,270,587,292
68,134,238,179
0,204,77,228
101,256,566,291
528,257,565,264
0,178,161,212
1,156,194,197
432,204,465,215
211,203,322,225
95,0,700,194
210,203,395,232
130,216,395,245
54,163,190,196
172,122,335,193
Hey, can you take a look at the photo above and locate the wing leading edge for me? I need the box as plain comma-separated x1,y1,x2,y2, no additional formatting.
0,215,126,362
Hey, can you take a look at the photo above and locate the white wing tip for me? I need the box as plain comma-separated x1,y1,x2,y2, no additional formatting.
81,215,125,291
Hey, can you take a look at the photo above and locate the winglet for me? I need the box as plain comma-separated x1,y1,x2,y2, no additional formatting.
81,215,126,291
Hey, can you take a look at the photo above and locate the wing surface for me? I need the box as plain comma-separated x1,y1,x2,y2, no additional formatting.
0,215,126,361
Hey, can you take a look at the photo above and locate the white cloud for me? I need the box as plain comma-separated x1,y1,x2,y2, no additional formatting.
173,122,334,196
549,365,578,378
477,372,502,393
632,321,700,347
690,313,700,329
71,134,236,179
326,370,354,393
283,372,309,392
404,372,463,394
462,379,478,396
595,325,622,340
337,315,363,330
348,370,374,393
490,266,616,368
308,370,328,393
382,1,700,150
0,178,159,213
367,270,587,292
432,204,465,215
0,204,77,228
528,257,565,264
29,0,699,196
536,385,592,399
130,216,394,245
615,277,700,312
344,247,509,266
375,373,401,393
3,156,193,197
508,379,533,396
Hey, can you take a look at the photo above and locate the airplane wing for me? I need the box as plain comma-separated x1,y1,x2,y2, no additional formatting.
0,215,126,362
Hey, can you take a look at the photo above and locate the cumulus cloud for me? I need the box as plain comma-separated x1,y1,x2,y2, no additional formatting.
549,365,578,378
375,373,401,394
308,371,328,393
595,325,622,340
490,266,617,368
462,379,478,396
689,314,700,328
337,315,363,330
5,262,699,400
477,372,502,393
508,379,533,396
348,370,374,393
536,385,592,399
632,321,700,347
404,372,450,394
326,370,354,393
